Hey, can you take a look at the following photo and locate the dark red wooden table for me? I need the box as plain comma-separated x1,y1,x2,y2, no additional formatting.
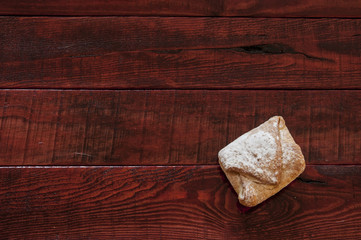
1,1,361,239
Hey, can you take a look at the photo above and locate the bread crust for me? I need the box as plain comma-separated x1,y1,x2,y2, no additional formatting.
218,116,305,207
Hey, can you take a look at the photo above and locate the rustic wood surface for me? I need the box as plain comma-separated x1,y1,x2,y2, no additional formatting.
0,0,361,17
1,90,360,165
1,1,360,239
1,165,360,239
1,17,361,89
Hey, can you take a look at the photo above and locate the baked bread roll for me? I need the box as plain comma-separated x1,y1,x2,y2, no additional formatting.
218,116,305,207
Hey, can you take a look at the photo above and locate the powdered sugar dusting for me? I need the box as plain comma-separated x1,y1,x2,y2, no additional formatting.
280,127,295,166
219,129,278,184
238,177,255,200
245,131,276,162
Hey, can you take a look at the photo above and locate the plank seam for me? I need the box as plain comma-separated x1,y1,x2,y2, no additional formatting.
0,88,360,91
0,15,361,19
0,164,359,168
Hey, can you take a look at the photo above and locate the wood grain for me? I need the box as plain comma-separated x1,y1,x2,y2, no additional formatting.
0,0,360,17
1,165,360,239
1,17,361,89
1,90,359,165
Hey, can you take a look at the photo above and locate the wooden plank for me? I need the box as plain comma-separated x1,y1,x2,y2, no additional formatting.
0,0,360,17
1,165,360,239
1,17,361,89
0,90,359,165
